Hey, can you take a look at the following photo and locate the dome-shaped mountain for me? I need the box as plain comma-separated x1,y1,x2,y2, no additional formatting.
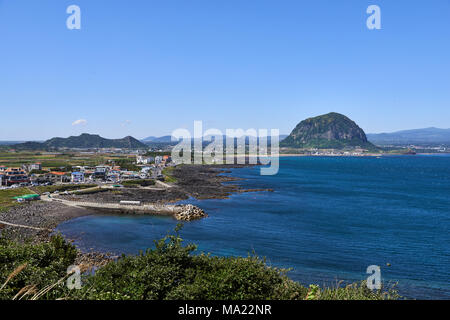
280,112,377,149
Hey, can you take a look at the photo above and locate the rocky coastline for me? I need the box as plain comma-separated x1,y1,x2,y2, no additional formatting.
0,164,266,245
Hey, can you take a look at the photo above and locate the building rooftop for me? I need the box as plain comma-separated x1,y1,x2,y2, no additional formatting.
49,171,67,176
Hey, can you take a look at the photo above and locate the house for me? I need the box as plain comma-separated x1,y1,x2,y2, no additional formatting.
45,171,70,183
0,167,7,184
29,163,42,171
91,172,106,180
155,156,163,164
107,173,120,182
92,166,108,180
95,166,108,173
162,155,171,163
71,172,85,183
121,171,140,179
3,168,30,186
106,167,121,182
141,166,152,173
136,156,154,164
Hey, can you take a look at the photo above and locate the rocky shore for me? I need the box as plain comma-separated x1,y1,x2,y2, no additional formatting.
0,201,91,243
0,164,268,265
174,204,207,221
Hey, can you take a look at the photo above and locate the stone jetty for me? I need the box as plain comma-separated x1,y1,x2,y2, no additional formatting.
45,196,207,221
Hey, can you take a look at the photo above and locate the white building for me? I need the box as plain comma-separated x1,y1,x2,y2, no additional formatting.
95,166,108,173
29,163,42,171
136,156,155,164
71,172,85,183
140,166,152,173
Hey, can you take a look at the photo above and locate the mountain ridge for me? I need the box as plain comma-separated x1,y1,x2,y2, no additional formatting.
367,127,450,145
13,133,148,150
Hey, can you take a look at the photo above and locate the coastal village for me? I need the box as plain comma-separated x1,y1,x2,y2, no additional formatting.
0,149,210,221
0,153,174,188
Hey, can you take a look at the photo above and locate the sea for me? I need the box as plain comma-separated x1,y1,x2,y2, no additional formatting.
56,155,450,299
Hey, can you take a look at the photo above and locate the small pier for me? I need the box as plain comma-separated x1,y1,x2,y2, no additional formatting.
44,196,207,221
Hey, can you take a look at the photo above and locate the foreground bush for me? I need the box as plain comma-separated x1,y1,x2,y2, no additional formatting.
0,235,77,300
71,229,307,300
0,227,399,300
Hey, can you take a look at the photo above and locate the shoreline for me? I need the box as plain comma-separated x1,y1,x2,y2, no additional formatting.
0,164,260,268
0,164,260,244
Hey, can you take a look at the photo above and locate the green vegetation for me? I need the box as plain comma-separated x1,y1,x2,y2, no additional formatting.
0,228,399,300
13,134,147,150
0,184,99,211
0,150,137,169
28,169,48,175
111,158,140,172
143,151,171,157
311,282,399,300
0,188,34,212
31,184,97,194
281,112,379,151
72,186,108,195
48,166,73,172
162,167,177,183
121,179,155,188
0,235,78,300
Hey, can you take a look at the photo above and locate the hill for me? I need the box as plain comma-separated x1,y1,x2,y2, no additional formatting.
367,127,450,145
14,133,148,150
281,112,377,150
142,135,174,143
141,134,289,147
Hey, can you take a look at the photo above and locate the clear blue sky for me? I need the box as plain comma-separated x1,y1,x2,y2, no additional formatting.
1,0,449,140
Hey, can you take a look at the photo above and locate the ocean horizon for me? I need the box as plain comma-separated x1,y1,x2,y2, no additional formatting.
56,155,450,299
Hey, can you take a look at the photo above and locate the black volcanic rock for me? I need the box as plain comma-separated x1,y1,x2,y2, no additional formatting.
281,112,377,150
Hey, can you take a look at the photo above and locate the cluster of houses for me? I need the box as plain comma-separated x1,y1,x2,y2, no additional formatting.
0,166,31,186
136,155,171,165
0,155,173,187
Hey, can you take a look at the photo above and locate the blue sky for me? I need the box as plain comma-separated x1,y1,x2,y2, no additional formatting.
1,0,449,140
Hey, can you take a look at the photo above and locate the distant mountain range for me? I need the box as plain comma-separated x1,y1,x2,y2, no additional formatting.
5,126,450,151
0,141,34,146
13,133,147,150
142,136,175,143
5,133,288,150
280,112,377,150
141,135,289,146
367,128,450,145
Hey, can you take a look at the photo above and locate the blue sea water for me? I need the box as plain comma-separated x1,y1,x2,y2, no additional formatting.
56,155,450,299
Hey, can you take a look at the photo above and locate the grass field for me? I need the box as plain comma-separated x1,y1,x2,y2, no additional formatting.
30,184,97,194
0,187,35,212
162,167,177,183
121,179,156,187
0,184,97,212
0,151,136,168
